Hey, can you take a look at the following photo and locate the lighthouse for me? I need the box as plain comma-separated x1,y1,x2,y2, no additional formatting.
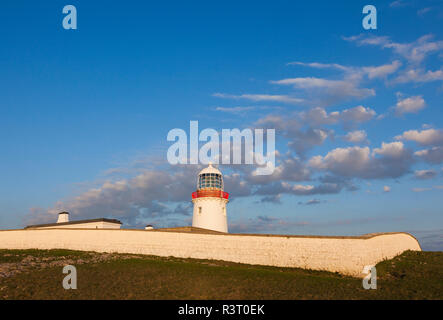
192,163,229,233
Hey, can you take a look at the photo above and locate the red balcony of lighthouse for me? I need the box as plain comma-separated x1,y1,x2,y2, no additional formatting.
192,190,229,200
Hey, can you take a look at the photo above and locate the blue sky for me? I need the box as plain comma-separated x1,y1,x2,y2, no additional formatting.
0,1,442,249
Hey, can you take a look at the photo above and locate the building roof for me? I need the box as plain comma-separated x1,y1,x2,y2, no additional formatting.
25,218,122,229
198,163,222,175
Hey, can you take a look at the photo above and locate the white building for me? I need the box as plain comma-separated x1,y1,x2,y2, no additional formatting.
25,212,122,229
191,164,229,233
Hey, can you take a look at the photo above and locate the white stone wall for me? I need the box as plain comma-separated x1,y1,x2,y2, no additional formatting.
0,229,421,277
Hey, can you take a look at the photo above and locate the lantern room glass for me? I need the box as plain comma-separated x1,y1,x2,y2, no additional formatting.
198,173,223,190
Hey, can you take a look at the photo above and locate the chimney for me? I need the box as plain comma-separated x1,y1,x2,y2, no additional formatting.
57,212,70,223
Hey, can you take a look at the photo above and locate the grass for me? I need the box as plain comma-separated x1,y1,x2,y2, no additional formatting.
0,249,441,299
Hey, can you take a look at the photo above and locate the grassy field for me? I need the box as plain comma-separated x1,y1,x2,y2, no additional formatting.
0,249,441,299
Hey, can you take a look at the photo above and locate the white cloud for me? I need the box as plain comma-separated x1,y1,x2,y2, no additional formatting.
287,61,350,71
240,59,402,110
394,68,443,84
309,146,371,173
26,168,198,226
213,93,304,104
340,106,376,123
287,128,330,156
270,77,375,105
417,7,432,17
215,106,256,114
344,34,443,64
390,0,409,8
414,169,437,180
299,107,340,126
255,114,331,156
412,187,432,192
272,77,342,88
255,181,344,197
372,141,405,157
309,142,414,179
298,106,376,128
289,60,401,79
415,147,443,164
396,128,443,146
246,156,311,184
395,95,426,116
344,130,367,143
255,113,301,132
256,105,375,156
362,60,402,79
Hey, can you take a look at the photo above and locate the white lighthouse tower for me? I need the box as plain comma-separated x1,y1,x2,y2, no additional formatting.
192,163,229,233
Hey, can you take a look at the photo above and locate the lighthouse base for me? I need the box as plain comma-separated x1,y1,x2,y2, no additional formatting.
192,197,228,233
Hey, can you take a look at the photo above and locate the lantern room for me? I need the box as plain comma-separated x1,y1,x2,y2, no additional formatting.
192,164,229,200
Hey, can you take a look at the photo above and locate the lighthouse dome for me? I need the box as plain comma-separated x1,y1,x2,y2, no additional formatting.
198,163,222,175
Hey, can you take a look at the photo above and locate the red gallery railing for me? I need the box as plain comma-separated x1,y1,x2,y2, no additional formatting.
192,190,229,200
